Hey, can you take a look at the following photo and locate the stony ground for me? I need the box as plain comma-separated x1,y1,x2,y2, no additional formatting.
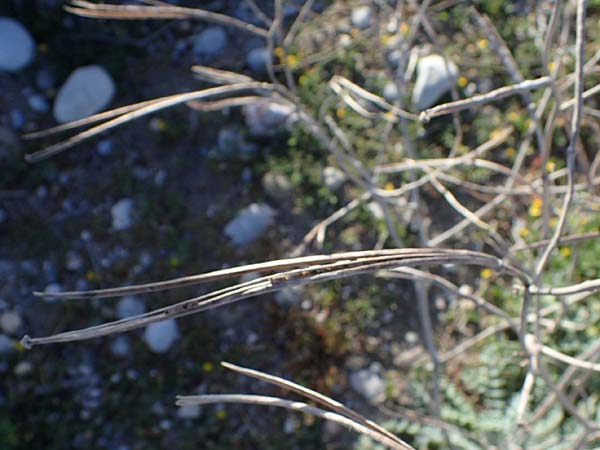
0,2,431,449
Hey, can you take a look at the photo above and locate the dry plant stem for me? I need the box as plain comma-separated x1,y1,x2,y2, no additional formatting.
510,231,600,252
25,82,280,162
40,248,508,300
290,193,370,257
221,362,406,447
282,0,315,47
419,77,552,121
527,278,600,296
176,394,415,450
190,65,254,84
24,250,528,347
379,404,495,450
66,1,268,37
243,0,272,27
540,343,600,372
516,0,587,427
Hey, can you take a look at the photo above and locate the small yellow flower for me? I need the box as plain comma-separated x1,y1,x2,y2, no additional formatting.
85,270,98,282
490,128,505,140
480,268,494,280
216,410,227,420
549,217,558,227
505,147,516,158
274,47,285,59
547,61,557,72
507,111,520,122
560,247,572,257
336,107,346,119
545,160,556,172
581,216,588,225
519,227,530,238
529,197,543,217
477,38,489,50
286,54,299,68
457,76,468,88
380,34,395,46
384,182,395,191
383,111,396,121
399,22,410,37
202,361,214,372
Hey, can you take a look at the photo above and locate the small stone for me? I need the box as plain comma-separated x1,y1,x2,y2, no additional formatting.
366,201,384,220
224,203,274,247
351,6,372,29
96,139,113,156
262,171,293,201
404,331,419,344
349,363,386,404
383,82,400,102
243,102,295,136
177,404,201,419
412,54,458,110
116,296,145,320
14,360,32,376
193,27,228,59
28,93,50,113
43,283,63,302
53,65,115,123
246,47,269,73
337,34,352,48
0,17,35,72
65,251,84,271
322,166,347,190
111,198,134,231
110,335,131,357
0,334,14,354
0,311,22,335
144,319,179,353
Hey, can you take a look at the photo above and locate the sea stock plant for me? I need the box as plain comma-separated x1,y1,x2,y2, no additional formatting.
20,0,600,448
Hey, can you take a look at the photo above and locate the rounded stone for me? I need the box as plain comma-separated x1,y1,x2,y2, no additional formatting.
0,17,35,72
144,319,179,353
53,65,115,123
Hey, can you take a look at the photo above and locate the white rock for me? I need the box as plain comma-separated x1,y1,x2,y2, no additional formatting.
404,331,419,344
383,82,400,102
0,311,22,335
366,201,384,220
224,203,274,247
349,364,386,404
111,198,134,231
262,171,293,200
412,54,458,110
144,319,179,353
246,47,269,73
116,296,145,319
351,6,372,29
0,17,35,72
243,102,295,136
193,27,227,58
322,166,347,190
14,360,32,376
43,283,63,302
0,334,14,354
66,251,84,271
110,335,131,357
177,404,201,419
53,65,115,123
